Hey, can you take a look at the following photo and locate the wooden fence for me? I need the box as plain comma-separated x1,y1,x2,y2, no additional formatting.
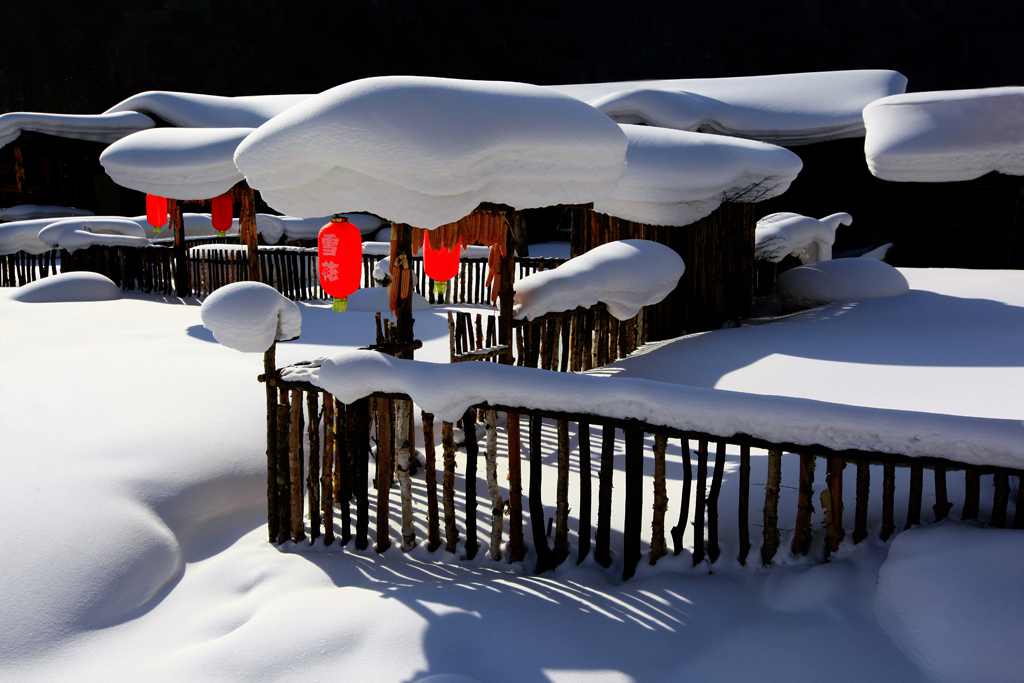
260,370,1023,579
0,249,60,287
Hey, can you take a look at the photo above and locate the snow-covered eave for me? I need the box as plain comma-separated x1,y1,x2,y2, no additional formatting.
286,350,1024,470
0,111,156,149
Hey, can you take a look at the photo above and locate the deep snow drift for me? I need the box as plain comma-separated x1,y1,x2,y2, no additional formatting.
549,69,908,145
8,271,121,302
100,127,251,199
234,76,628,227
513,239,684,320
594,125,802,226
200,281,302,353
864,87,1024,181
754,212,853,264
777,258,909,305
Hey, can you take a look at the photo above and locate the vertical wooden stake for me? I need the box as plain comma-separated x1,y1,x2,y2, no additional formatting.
337,400,352,544
905,464,923,529
484,409,504,561
761,449,782,565
595,424,615,568
442,421,459,553
350,398,371,550
170,199,190,297
853,461,869,544
737,444,751,566
962,468,980,521
264,346,278,543
933,466,952,521
706,441,726,564
991,472,1009,528
791,453,815,556
395,399,416,551
529,414,554,573
289,389,305,543
824,456,845,555
276,388,291,544
507,411,525,562
322,395,335,546
554,419,571,564
577,421,592,564
375,400,393,553
623,427,644,580
422,412,441,552
650,432,668,565
671,438,692,556
463,410,480,560
1014,474,1024,530
306,391,321,544
236,181,260,281
692,440,708,566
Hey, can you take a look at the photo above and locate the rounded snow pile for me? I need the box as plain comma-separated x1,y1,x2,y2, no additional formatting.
10,271,121,303
513,239,684,321
777,258,909,305
38,217,149,253
595,124,803,226
234,76,628,228
864,87,1024,182
200,281,301,353
755,211,853,264
101,127,252,199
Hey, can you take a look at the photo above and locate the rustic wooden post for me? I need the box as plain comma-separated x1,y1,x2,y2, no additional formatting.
1015,475,1024,530
276,388,291,544
236,181,261,281
306,391,321,544
853,461,870,544
623,427,644,580
737,444,751,565
441,421,459,553
528,414,555,572
650,432,668,565
595,424,615,568
906,464,923,529
791,453,815,556
422,412,441,552
498,218,516,365
706,441,726,564
693,440,708,566
463,409,480,560
671,438,692,556
395,399,416,550
484,409,504,561
933,466,952,520
375,400,394,552
322,395,335,545
506,411,525,562
289,389,305,543
336,400,351,544
391,224,416,360
264,345,278,542
554,419,571,564
962,468,980,521
991,472,1009,528
577,421,592,564
824,456,845,555
761,449,782,565
350,398,371,550
169,199,190,297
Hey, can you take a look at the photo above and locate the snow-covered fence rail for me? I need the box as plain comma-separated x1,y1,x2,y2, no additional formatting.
258,367,1023,579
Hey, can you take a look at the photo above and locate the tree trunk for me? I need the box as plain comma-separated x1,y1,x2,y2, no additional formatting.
236,181,260,281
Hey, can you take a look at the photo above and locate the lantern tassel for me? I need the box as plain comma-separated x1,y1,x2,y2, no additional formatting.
433,281,447,296
332,297,348,312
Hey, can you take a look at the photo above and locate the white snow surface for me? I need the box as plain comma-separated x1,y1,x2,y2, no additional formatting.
38,217,150,253
0,218,68,255
526,241,570,259
778,258,909,305
100,127,251,199
105,91,312,128
549,69,907,145
755,212,853,264
514,240,683,321
0,205,92,222
864,87,1024,181
8,271,120,303
595,125,802,226
200,282,301,353
876,525,1024,683
234,76,628,227
0,110,155,148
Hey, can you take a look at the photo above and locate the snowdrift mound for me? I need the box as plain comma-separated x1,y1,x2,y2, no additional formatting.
0,110,154,148
876,525,1024,683
10,272,121,303
595,125,802,226
755,212,852,264
549,70,907,145
235,76,628,227
100,127,251,199
777,258,908,305
864,87,1024,181
38,217,149,252
344,287,430,313
514,239,683,320
200,281,301,352
0,205,92,222
105,90,312,128
0,218,67,255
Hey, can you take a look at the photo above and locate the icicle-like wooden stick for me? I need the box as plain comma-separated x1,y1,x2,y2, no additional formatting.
395,399,416,550
671,438,692,556
322,395,335,546
554,419,570,564
484,409,504,561
905,464,923,529
693,440,708,566
463,409,480,560
623,427,644,580
529,414,554,573
289,389,305,543
422,412,440,551
761,449,782,565
881,463,895,541
853,461,869,544
650,432,668,565
577,421,592,565
595,424,615,568
991,472,1009,528
737,444,751,565
276,388,291,545
791,453,815,556
962,468,980,521
442,421,459,553
706,441,726,564
264,346,278,543
507,411,525,562
375,400,393,553
306,392,321,544
824,456,845,555
933,466,952,521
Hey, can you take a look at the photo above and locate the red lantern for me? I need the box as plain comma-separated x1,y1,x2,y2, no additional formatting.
318,216,362,312
210,193,233,234
423,233,461,297
146,194,168,232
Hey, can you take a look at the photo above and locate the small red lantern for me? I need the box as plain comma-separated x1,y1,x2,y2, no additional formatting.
146,194,168,232
210,193,233,234
423,233,461,296
318,216,362,312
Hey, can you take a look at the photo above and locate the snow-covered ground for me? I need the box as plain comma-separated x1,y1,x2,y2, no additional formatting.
1,269,1021,682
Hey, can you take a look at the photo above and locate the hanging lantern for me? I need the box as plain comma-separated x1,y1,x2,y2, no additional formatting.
318,216,362,312
210,193,233,234
146,194,168,232
423,233,461,296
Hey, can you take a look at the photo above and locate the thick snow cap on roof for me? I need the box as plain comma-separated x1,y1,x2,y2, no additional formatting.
100,127,251,199
595,125,802,226
513,239,684,321
864,87,1024,182
38,217,149,253
104,91,312,128
235,76,628,228
0,111,155,148
549,70,907,146
755,212,853,264
0,205,93,222
200,281,301,353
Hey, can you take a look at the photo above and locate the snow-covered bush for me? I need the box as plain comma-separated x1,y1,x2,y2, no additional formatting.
200,281,301,353
777,257,908,305
755,212,853,264
10,272,121,303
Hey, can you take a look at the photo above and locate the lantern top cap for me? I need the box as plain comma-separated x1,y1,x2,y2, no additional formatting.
330,214,349,223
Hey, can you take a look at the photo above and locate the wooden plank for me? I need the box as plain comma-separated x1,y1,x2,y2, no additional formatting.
350,398,370,550
264,346,278,543
275,387,291,544
962,468,980,520
991,472,1009,528
933,466,952,521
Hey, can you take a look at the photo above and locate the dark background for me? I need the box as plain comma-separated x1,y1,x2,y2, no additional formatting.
1,1,1022,266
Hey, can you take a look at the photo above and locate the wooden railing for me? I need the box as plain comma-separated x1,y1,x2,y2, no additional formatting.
260,370,1024,579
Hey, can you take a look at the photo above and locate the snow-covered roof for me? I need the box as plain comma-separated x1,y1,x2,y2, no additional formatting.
548,70,907,146
864,87,1024,182
37,217,150,253
0,205,93,223
513,239,684,321
0,111,155,148
104,91,312,128
234,76,628,228
287,348,1024,468
777,257,909,305
200,281,301,353
100,127,251,199
594,125,802,226
755,212,852,264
